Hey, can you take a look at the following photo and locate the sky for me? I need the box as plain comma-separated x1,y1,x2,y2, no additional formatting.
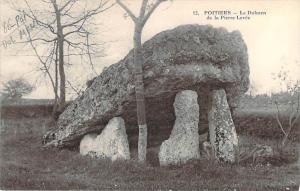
0,0,300,99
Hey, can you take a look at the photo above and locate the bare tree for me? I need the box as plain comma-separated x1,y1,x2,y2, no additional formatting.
274,84,300,147
272,64,300,147
7,0,113,116
116,0,167,162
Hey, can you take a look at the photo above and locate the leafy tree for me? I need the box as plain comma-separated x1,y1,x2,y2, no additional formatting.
1,78,35,100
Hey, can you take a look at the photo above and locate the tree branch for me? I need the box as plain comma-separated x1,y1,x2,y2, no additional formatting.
86,32,98,75
142,0,166,26
67,80,82,96
62,1,114,29
275,102,287,136
59,0,76,12
23,0,57,34
116,0,137,22
27,31,57,95
18,37,58,44
139,0,148,18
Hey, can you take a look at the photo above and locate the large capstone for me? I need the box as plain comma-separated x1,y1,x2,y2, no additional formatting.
43,24,249,148
79,117,130,161
208,89,238,162
159,90,200,165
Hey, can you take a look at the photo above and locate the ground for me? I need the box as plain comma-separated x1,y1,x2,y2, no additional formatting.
0,108,300,190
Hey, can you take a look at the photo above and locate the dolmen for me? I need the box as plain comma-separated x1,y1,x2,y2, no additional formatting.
43,24,249,163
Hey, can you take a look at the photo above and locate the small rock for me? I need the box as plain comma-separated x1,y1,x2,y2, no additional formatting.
254,145,273,158
79,133,98,155
202,141,214,159
79,117,130,161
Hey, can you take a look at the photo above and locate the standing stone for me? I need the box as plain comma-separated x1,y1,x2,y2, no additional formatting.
159,90,200,166
79,117,130,161
208,89,238,163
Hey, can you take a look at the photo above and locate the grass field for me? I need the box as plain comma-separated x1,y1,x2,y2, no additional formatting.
0,109,300,190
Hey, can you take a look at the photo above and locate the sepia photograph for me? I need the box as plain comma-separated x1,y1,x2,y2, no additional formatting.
0,0,299,190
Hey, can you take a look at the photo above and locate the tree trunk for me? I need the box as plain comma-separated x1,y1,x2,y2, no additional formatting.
57,28,65,110
52,41,60,120
54,41,59,104
134,25,147,163
53,0,66,112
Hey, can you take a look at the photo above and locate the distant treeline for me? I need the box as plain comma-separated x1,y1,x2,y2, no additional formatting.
240,91,296,108
0,98,54,119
